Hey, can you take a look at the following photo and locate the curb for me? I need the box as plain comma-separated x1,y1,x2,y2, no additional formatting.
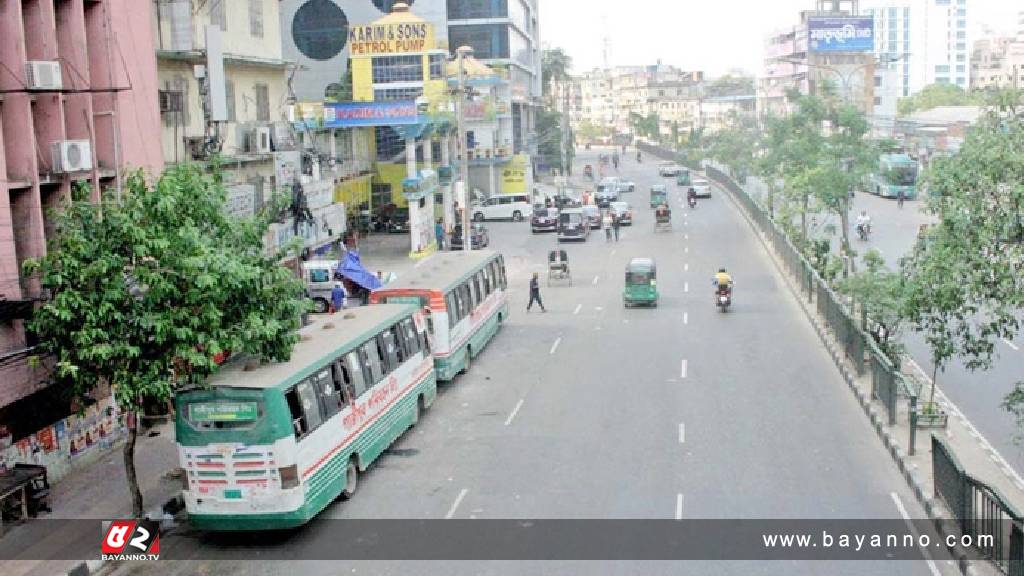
709,172,978,575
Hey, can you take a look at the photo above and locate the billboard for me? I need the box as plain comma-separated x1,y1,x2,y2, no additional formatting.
324,101,422,127
348,21,435,55
807,17,874,53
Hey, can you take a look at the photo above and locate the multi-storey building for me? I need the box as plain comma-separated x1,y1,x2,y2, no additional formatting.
1,0,162,471
971,14,1024,91
758,25,809,118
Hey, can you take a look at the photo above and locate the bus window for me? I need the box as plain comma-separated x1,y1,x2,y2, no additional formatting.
458,284,472,317
481,267,492,295
316,368,342,419
345,351,369,398
360,341,384,388
382,327,402,367
296,380,323,431
286,389,306,438
332,361,355,404
445,291,459,328
499,257,508,288
472,275,482,306
401,318,420,355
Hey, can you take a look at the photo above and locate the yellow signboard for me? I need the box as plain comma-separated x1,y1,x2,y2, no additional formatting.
349,22,435,55
502,154,529,194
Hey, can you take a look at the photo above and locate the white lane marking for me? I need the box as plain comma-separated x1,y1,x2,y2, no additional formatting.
505,399,525,426
446,488,469,519
684,282,689,293
685,247,689,254
890,492,941,576
573,303,582,315
679,423,686,444
684,263,689,272
550,337,562,355
683,312,689,325
592,275,600,285
685,234,689,240
1004,338,1020,351
681,359,688,379
675,493,684,520
611,249,617,256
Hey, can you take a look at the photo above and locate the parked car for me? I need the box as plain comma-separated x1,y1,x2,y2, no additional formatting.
302,260,339,314
658,161,682,177
691,177,712,198
531,207,559,233
581,204,603,229
387,207,409,234
557,208,590,242
450,223,490,250
598,176,635,194
472,194,533,222
609,201,634,226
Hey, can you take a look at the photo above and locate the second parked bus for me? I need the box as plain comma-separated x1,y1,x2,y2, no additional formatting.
371,250,508,381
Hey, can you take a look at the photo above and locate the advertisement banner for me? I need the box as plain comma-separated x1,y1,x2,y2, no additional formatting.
502,154,529,194
808,17,874,53
349,21,434,55
324,101,422,127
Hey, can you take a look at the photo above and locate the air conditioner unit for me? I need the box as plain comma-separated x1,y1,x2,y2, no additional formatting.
158,90,183,113
25,61,62,90
51,140,93,173
249,126,272,154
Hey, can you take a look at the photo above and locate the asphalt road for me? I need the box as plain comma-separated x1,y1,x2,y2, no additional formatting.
846,192,1024,478
112,149,953,576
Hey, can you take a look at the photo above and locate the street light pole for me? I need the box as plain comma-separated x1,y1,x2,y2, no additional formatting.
456,45,474,252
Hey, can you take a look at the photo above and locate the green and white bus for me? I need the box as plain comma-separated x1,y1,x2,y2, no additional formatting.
371,250,509,381
868,153,919,199
174,304,436,530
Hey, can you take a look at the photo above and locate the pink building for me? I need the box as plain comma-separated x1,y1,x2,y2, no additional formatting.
0,0,162,433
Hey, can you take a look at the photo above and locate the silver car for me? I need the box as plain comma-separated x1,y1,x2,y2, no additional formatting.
691,178,712,198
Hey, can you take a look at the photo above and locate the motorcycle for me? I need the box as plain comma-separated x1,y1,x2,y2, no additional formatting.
716,285,732,313
688,195,697,209
856,222,872,241
636,152,642,163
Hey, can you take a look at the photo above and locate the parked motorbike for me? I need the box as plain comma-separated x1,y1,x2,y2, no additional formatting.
716,285,732,313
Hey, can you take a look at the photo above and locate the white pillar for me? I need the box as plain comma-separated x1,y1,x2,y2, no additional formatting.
441,133,451,166
406,137,417,179
424,134,433,167
489,163,497,196
441,133,454,238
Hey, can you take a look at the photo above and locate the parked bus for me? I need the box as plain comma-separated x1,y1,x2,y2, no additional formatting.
868,154,918,199
174,304,436,530
370,250,508,381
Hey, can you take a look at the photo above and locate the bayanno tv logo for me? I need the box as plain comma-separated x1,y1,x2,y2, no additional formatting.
101,520,161,561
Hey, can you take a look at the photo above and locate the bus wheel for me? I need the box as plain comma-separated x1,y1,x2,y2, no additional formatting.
462,347,472,374
341,458,358,500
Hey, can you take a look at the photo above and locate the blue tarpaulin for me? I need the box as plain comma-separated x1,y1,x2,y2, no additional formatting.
337,251,382,291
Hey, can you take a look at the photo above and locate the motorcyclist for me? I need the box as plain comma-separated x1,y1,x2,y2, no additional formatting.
856,210,872,239
687,187,697,207
636,151,642,163
713,268,733,298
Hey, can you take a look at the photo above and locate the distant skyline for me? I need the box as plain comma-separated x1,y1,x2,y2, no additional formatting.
541,0,1024,77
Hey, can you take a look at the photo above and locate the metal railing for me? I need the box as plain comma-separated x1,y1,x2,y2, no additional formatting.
934,435,1024,574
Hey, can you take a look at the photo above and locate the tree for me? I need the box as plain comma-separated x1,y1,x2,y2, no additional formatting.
536,107,567,172
704,75,756,98
24,165,309,516
577,120,610,143
900,108,1024,411
629,112,660,141
705,111,758,181
897,83,981,116
542,48,572,98
838,249,904,359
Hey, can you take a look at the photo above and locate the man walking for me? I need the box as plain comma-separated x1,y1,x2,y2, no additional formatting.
527,272,546,312
435,219,445,251
612,212,621,242
330,282,347,313
897,188,905,209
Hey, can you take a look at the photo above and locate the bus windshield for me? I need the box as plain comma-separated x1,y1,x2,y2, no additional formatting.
885,165,917,186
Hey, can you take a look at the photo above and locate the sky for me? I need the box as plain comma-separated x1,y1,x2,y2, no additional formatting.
540,0,1024,77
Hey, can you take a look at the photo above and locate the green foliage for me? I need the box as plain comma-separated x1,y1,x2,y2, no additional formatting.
897,83,982,116
536,108,568,171
630,112,660,141
576,120,611,143
23,165,309,513
704,75,756,98
838,249,904,359
900,109,1024,405
542,48,572,97
705,111,758,181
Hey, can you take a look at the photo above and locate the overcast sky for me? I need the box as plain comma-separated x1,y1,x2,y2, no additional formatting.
541,0,1023,77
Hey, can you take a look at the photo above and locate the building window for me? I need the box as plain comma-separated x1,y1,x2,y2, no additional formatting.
449,23,510,60
249,0,264,38
448,0,507,20
935,65,950,74
254,83,270,121
429,54,445,80
292,0,350,61
374,87,422,101
372,55,423,83
874,76,882,87
371,183,393,208
874,96,881,106
209,0,226,31
225,80,236,122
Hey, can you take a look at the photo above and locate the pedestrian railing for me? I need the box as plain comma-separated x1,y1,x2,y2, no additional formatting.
933,435,1024,574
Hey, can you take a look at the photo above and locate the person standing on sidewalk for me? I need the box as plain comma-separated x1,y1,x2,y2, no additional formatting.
527,272,546,312
435,219,445,251
330,282,347,313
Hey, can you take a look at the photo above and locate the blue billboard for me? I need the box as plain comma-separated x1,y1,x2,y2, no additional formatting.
807,17,874,53
323,101,423,128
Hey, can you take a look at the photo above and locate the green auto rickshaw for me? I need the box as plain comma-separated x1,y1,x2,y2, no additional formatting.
676,168,691,187
623,257,658,308
649,185,668,209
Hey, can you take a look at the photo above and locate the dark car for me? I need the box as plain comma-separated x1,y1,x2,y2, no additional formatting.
387,208,409,234
531,207,559,233
450,224,490,250
595,187,619,208
557,208,589,242
581,205,602,229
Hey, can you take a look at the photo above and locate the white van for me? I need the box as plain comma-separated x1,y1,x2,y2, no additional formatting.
472,194,533,222
302,260,338,314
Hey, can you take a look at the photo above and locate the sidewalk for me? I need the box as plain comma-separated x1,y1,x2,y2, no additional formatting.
5,421,180,576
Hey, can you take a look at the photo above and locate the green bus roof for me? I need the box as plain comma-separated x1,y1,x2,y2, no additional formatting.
377,250,500,294
203,304,417,391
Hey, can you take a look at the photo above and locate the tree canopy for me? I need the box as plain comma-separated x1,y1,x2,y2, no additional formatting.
24,165,308,515
542,48,573,97
897,83,982,116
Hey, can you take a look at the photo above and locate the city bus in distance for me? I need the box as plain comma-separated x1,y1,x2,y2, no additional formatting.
370,250,509,381
868,154,918,199
174,304,436,531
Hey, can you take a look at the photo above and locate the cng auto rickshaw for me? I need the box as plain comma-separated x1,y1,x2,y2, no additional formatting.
676,168,691,187
649,185,668,209
623,258,658,308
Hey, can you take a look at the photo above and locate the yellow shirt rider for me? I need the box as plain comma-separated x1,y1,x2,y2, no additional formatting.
713,268,733,291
